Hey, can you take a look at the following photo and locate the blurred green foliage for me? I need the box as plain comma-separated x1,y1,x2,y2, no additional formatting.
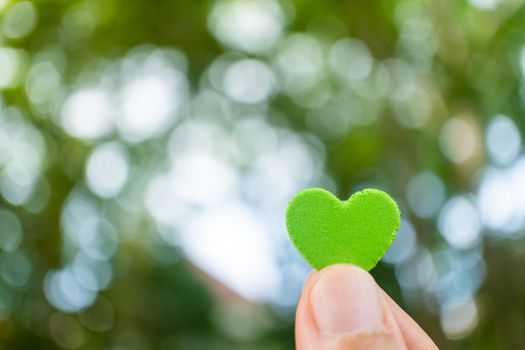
1,0,525,349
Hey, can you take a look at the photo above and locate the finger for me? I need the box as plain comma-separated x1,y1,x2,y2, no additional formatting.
296,264,407,350
379,289,438,350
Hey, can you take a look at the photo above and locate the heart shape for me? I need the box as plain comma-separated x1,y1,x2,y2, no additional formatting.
286,188,400,271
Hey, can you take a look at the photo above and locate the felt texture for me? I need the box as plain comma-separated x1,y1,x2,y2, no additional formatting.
286,188,400,271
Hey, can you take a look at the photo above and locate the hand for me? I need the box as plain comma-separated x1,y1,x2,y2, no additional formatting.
295,264,439,350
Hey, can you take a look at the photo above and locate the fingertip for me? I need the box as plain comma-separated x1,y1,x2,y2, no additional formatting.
379,289,439,350
295,264,407,350
296,269,322,350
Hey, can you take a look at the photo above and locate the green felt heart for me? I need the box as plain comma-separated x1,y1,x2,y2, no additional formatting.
286,188,400,271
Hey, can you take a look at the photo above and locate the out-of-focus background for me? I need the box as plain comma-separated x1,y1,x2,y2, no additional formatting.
0,0,524,348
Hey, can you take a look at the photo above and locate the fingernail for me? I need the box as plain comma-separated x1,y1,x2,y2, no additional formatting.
310,265,384,336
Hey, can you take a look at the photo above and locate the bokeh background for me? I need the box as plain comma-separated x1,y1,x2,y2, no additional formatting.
0,0,524,348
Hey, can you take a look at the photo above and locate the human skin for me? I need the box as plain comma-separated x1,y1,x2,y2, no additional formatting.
295,264,439,350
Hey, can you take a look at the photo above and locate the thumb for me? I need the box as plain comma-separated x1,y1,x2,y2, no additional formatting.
295,264,436,350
